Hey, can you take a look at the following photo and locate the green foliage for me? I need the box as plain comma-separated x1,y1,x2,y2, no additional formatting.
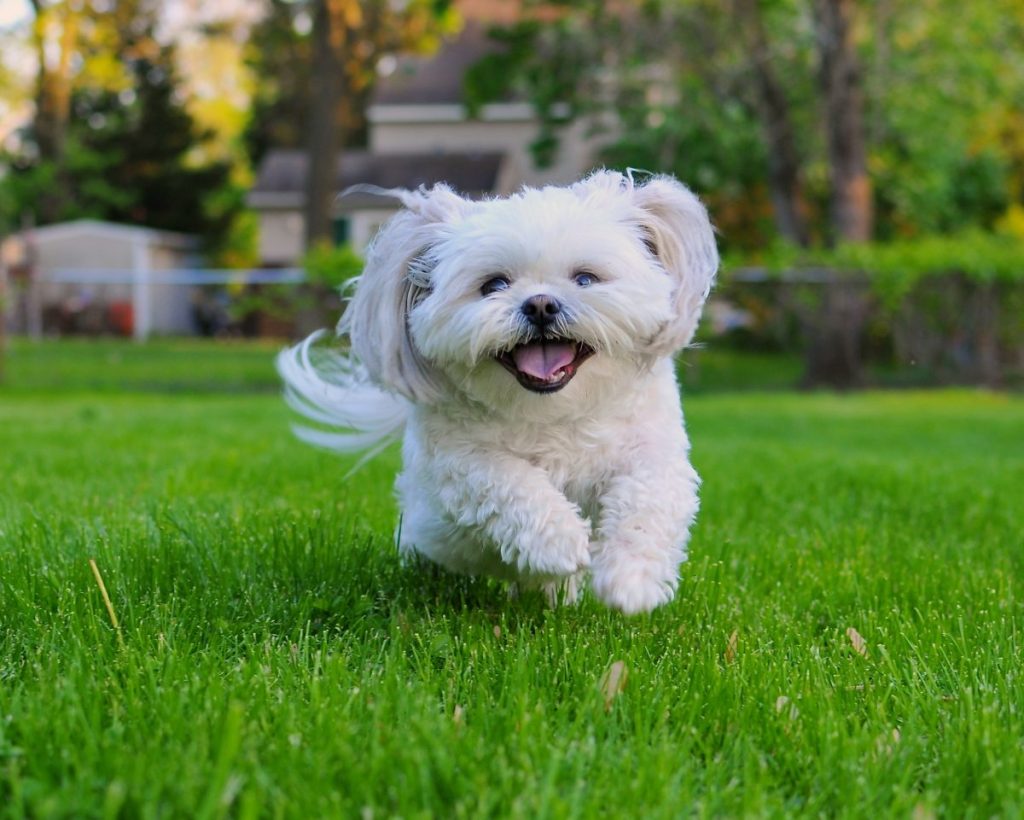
243,0,313,164
472,0,1024,246
302,242,364,290
721,229,1024,388
222,244,362,330
867,0,1024,238
602,86,775,250
1,340,1023,815
245,0,460,164
836,232,1024,303
204,192,260,269
0,4,242,251
464,9,606,168
733,230,1024,304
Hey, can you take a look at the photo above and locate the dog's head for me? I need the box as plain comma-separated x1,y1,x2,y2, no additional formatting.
342,171,718,409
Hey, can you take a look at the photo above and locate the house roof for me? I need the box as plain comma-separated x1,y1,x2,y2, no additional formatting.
248,149,505,209
373,21,511,107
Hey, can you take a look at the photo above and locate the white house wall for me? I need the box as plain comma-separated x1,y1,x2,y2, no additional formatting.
259,207,410,257
350,209,400,251
258,210,305,266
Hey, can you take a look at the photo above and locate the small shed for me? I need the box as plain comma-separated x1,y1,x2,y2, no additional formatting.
15,220,201,339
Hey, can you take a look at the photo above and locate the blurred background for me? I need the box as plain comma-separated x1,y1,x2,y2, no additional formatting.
0,0,1021,391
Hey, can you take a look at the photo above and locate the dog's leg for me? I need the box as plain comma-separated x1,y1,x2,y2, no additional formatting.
429,452,592,579
590,450,700,615
542,572,582,608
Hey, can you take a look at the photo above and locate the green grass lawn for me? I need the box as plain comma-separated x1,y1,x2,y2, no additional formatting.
1,339,1022,818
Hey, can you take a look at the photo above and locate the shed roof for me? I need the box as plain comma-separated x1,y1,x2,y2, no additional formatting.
21,219,198,250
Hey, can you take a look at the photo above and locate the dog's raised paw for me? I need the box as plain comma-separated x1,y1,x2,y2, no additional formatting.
533,543,591,578
591,561,676,615
512,530,591,578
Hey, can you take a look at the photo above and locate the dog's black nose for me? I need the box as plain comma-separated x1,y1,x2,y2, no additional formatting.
521,295,562,327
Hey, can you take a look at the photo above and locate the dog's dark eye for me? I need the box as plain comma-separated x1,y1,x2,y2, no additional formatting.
481,276,511,296
573,270,599,288
640,228,659,258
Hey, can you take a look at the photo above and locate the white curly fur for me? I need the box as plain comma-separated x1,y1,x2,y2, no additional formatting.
277,171,718,614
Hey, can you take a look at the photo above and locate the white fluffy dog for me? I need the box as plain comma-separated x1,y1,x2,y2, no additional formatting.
277,170,718,614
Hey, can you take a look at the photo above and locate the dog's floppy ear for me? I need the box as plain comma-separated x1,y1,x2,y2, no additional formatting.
631,175,719,354
339,184,471,403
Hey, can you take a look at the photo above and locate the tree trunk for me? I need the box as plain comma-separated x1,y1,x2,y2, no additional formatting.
737,0,810,246
305,0,343,248
971,281,1001,388
814,0,872,243
790,274,872,389
0,239,7,385
30,0,79,223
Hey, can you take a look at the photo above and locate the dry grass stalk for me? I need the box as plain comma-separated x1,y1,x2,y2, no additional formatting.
89,558,125,650
725,629,739,664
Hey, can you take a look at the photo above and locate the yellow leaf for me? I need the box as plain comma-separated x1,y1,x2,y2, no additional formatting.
846,627,868,657
599,660,628,711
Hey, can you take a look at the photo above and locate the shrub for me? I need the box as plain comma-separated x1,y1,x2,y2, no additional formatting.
230,244,364,338
302,243,364,291
719,231,1024,387
729,230,1024,304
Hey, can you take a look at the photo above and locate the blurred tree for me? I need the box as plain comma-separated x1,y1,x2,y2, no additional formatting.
26,0,89,221
465,8,600,170
166,6,263,265
20,1,140,214
27,0,77,172
465,0,818,248
244,1,313,167
866,0,1024,238
736,0,810,246
244,0,460,247
303,0,460,247
813,0,871,242
2,1,236,247
305,0,346,247
69,54,233,237
468,0,1024,249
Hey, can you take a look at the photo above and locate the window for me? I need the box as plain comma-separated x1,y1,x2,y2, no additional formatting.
331,217,350,246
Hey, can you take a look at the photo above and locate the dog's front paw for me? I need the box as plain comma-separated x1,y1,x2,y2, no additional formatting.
590,548,679,615
508,526,591,578
532,535,592,578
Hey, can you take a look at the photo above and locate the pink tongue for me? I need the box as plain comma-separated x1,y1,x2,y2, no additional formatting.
512,342,576,380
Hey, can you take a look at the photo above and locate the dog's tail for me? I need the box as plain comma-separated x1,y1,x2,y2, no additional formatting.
276,330,411,462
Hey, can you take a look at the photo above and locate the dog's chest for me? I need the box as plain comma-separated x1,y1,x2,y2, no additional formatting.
503,416,630,507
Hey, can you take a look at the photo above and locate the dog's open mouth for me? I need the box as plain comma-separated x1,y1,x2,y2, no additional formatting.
496,339,594,393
